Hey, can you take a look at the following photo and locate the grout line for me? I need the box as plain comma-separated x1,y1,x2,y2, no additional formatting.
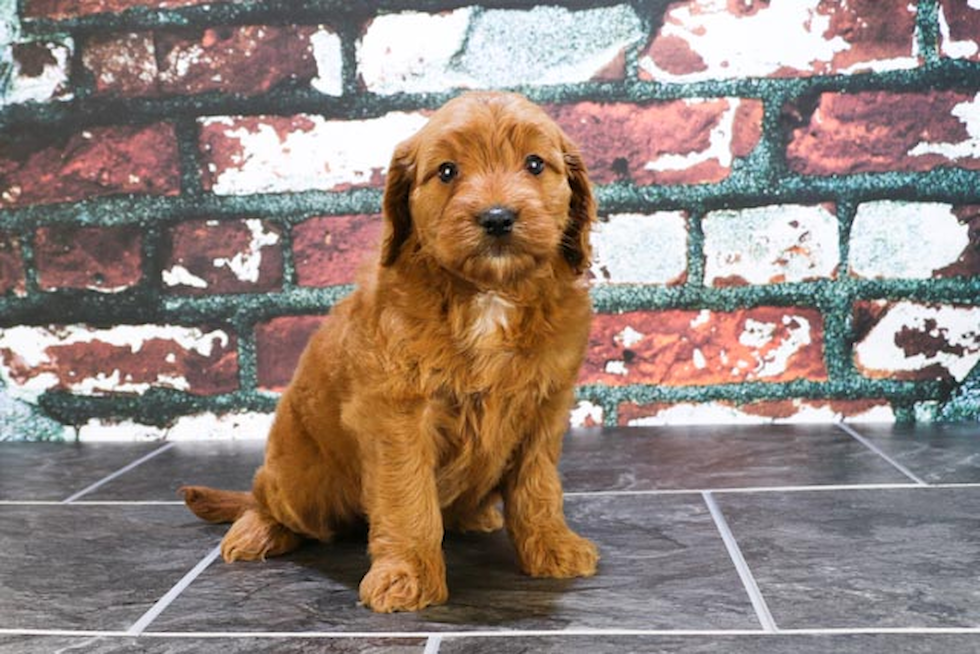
8,627,980,638
62,442,178,503
835,422,928,486
423,634,443,653
0,500,186,506
126,543,223,636
566,482,925,497
12,481,980,507
702,491,778,634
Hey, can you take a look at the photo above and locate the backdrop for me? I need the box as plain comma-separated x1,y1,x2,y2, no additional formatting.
1,0,979,440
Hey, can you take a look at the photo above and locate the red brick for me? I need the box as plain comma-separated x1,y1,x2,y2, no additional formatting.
255,315,325,391
582,308,827,387
82,33,159,96
786,91,980,175
0,233,26,297
83,26,319,97
163,219,283,295
0,124,180,208
0,325,238,396
639,0,917,81
939,206,980,278
293,215,382,287
548,99,763,185
24,0,211,19
35,225,142,293
939,0,980,61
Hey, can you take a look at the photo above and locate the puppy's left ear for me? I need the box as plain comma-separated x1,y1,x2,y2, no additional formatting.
381,137,417,267
560,136,596,275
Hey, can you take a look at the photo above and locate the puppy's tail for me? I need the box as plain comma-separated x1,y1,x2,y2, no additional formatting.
179,485,256,524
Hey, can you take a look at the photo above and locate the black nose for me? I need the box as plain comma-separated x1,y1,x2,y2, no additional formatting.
477,206,516,237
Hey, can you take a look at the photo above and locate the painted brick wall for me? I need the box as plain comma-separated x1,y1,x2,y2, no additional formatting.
1,0,979,440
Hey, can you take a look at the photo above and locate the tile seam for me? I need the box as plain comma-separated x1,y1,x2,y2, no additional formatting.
61,442,177,503
7,627,980,638
126,543,223,636
835,422,929,486
11,480,980,506
702,491,779,633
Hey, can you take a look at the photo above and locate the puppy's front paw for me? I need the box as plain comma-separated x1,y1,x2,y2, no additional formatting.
516,529,599,579
359,559,448,613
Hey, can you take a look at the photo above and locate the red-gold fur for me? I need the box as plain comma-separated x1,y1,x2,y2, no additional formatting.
181,92,599,612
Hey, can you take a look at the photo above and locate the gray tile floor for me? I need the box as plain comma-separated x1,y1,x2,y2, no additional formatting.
1,423,979,653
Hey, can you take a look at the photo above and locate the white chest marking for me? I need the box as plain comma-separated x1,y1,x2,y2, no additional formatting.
469,292,514,339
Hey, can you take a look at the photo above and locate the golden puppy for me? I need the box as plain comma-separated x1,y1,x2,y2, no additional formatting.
181,91,598,613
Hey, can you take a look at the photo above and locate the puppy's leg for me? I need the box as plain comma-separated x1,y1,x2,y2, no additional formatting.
358,417,448,613
502,394,599,579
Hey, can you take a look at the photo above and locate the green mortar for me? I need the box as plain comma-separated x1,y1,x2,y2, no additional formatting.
1,0,978,435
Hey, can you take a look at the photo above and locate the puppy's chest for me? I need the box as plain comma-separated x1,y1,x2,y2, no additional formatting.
462,292,515,346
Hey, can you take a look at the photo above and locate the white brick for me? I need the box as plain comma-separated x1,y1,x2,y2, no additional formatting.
590,212,688,285
639,0,917,81
201,112,430,195
703,204,839,286
0,325,232,400
310,27,343,96
849,201,970,279
1,39,74,107
569,401,604,428
855,302,980,382
358,5,643,94
939,3,980,59
624,400,894,426
76,412,274,442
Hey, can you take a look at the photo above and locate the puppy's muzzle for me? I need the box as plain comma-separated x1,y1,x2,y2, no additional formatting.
477,205,516,238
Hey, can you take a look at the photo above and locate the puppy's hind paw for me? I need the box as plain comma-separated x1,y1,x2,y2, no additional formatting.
448,504,504,534
220,509,304,562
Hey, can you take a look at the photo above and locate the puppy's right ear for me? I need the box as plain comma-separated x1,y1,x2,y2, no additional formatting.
381,138,416,267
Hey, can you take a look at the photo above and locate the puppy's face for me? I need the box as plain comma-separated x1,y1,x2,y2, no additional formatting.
382,93,595,287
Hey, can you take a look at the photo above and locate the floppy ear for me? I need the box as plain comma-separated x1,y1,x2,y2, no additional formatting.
560,137,596,275
380,138,417,267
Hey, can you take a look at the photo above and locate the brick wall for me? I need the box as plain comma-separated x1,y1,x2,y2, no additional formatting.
1,0,979,440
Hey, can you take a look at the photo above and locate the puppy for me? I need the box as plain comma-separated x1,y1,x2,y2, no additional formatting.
181,91,599,613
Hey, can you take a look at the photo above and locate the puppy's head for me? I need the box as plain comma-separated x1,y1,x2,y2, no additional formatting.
381,92,595,287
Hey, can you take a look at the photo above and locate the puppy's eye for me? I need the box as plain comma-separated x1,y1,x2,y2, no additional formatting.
525,154,545,176
438,162,458,183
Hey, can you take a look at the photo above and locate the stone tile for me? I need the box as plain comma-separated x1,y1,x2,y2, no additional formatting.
716,488,980,628
847,423,980,484
0,505,224,630
560,425,911,493
147,494,758,633
84,440,266,501
440,634,980,654
0,636,425,653
0,442,163,501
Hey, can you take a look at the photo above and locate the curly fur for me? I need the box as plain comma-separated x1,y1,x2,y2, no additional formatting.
181,91,599,613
